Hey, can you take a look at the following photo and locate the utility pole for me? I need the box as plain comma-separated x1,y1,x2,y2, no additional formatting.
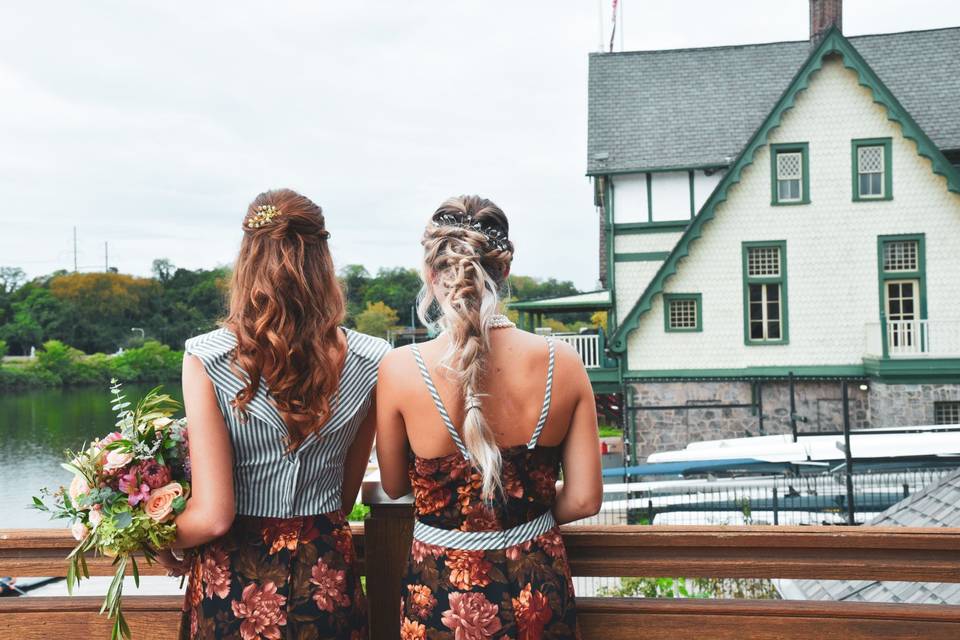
73,227,78,272
104,242,109,272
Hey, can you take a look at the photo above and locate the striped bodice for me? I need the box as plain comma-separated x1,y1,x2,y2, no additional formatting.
184,327,390,518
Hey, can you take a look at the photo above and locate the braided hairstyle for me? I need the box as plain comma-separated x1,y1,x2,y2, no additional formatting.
418,195,514,499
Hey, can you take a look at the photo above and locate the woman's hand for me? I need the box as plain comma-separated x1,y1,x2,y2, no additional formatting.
153,548,191,577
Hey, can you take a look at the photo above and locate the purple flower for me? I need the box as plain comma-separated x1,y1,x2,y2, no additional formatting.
118,470,151,506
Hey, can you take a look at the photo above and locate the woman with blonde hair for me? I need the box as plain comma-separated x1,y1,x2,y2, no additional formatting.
376,195,602,638
156,189,390,639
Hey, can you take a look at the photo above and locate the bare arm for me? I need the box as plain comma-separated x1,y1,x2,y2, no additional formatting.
341,394,377,513
553,346,603,525
172,354,236,549
375,350,412,500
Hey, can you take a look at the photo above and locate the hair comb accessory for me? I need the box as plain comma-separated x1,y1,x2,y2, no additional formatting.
247,204,282,229
433,213,511,252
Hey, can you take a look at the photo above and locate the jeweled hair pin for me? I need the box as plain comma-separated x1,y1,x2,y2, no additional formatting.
433,213,511,252
247,204,282,229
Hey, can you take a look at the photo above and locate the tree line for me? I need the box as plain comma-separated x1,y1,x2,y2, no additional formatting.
0,262,585,359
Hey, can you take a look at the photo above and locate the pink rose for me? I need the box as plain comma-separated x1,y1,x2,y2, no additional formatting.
103,449,134,472
71,520,89,541
144,482,184,522
89,506,103,528
68,474,90,505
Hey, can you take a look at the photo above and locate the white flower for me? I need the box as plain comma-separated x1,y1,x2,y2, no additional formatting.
88,506,103,528
103,449,134,472
68,474,90,506
71,520,89,541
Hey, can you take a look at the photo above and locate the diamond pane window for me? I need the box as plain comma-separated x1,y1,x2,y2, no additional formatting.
883,240,918,272
858,145,884,197
776,152,802,202
747,246,781,277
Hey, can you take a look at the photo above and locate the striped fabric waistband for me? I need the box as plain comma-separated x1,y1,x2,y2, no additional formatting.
413,510,557,551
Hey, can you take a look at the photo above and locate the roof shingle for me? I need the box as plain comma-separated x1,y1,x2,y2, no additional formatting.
588,27,960,174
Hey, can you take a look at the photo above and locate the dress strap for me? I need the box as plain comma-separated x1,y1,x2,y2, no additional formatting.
410,344,471,461
528,337,556,449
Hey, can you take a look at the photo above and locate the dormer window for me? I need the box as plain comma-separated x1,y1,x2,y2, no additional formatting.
770,143,810,205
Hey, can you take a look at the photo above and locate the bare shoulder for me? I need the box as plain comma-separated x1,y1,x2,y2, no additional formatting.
377,343,421,390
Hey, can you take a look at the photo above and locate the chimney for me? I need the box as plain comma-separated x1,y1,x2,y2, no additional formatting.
809,0,842,46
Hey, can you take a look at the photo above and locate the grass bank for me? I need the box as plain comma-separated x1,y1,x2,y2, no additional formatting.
0,340,182,390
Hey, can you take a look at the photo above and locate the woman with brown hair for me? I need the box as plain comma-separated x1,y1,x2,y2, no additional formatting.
376,195,603,638
156,189,390,639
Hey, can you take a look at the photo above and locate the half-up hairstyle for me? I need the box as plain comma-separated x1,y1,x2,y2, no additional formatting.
225,188,346,450
418,195,515,498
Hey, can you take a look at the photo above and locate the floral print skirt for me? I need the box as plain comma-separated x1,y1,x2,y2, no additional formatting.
179,512,366,640
400,527,579,640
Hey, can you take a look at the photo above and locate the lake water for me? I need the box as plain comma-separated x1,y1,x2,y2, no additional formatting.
0,384,184,528
2,385,626,529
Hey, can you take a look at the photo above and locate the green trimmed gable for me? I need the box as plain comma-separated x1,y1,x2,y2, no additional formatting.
608,27,960,355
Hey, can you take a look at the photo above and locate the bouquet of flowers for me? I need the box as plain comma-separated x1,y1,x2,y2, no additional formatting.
32,380,190,640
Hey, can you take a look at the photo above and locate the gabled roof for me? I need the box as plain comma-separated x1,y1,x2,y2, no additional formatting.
608,28,960,354
588,27,960,175
778,467,960,605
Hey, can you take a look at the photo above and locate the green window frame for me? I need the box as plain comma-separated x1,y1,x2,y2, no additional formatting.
852,138,893,201
770,143,810,206
876,234,927,358
742,241,789,345
664,293,702,332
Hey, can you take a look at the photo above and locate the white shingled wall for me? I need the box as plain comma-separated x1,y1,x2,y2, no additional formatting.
625,57,960,371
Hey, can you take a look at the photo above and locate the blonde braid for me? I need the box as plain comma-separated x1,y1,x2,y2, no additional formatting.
418,196,514,499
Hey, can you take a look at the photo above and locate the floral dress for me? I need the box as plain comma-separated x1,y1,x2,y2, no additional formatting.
400,339,579,640
180,513,365,640
178,327,391,640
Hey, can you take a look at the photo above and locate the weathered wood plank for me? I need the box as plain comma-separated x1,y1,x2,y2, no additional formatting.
563,526,960,581
578,598,960,640
0,526,366,577
0,596,181,639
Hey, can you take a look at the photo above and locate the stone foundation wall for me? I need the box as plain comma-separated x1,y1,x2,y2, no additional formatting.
868,383,960,427
627,380,878,462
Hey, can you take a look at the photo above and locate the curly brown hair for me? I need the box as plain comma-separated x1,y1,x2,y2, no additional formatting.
225,188,346,450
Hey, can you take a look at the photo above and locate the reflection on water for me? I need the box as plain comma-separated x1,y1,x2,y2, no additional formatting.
0,384,184,528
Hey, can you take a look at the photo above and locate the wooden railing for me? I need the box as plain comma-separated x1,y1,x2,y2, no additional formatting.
2,495,960,639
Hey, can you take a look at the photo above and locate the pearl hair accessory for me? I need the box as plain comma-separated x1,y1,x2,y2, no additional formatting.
247,204,282,229
487,314,516,329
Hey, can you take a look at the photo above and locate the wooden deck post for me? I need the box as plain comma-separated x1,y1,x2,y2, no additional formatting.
361,480,414,640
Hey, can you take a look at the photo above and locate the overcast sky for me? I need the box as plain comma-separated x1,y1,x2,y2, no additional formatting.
2,1,958,290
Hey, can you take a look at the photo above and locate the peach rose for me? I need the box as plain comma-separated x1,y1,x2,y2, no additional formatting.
71,520,89,541
88,506,103,528
68,474,90,505
144,482,184,522
103,449,134,472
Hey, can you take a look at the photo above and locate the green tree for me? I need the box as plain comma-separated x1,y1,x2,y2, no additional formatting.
0,339,7,358
361,268,421,326
0,266,25,295
355,301,399,339
339,264,371,324
151,258,175,284
0,287,65,354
